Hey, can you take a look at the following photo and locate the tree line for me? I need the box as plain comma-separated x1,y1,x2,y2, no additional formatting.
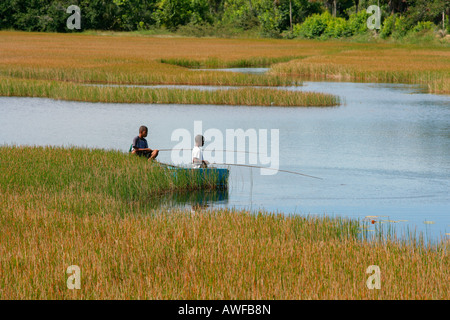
0,0,448,38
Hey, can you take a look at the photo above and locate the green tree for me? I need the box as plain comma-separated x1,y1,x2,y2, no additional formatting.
79,0,121,30
406,0,449,27
113,0,158,30
154,0,212,30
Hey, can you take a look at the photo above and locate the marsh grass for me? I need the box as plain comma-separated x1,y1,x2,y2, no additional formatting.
1,31,448,94
0,77,339,106
0,65,296,87
1,31,447,108
0,31,306,87
0,146,220,204
0,146,448,299
270,47,450,94
159,56,303,68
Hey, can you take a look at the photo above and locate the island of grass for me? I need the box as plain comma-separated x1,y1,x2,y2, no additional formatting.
0,77,339,107
0,146,448,299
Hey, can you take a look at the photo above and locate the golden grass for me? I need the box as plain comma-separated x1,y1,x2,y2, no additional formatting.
1,31,447,107
0,195,448,299
0,31,447,90
270,47,450,94
0,31,315,86
0,146,448,299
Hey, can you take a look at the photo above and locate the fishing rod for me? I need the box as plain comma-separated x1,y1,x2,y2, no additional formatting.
157,148,259,154
154,149,323,180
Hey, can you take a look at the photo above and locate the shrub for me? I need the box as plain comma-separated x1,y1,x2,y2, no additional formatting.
347,11,369,35
257,7,283,38
176,22,216,37
380,14,396,39
295,12,331,39
294,11,369,40
292,23,302,37
323,17,350,38
392,15,412,39
412,21,435,33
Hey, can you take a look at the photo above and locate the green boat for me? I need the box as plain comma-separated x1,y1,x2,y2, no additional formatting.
165,165,229,187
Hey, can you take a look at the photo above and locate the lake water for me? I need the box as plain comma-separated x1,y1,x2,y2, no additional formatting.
1,81,449,242
192,67,270,75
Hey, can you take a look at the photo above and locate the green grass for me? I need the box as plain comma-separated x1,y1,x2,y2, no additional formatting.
0,77,340,107
0,65,298,87
159,56,305,69
0,146,220,206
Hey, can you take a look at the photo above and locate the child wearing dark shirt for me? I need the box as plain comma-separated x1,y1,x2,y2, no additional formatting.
131,125,159,160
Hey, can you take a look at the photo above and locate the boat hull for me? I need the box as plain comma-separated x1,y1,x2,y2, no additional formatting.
167,166,229,187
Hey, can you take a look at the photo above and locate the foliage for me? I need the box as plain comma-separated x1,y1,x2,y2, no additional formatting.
380,13,396,39
347,10,369,34
323,17,350,38
412,21,436,33
0,0,449,39
294,12,330,38
392,15,413,39
293,11,369,39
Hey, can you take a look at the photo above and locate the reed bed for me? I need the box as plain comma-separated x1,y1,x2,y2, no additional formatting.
0,146,448,299
0,64,296,87
0,31,314,86
1,31,447,105
0,146,221,204
270,47,450,94
0,199,447,300
0,31,450,94
159,56,304,69
0,77,339,106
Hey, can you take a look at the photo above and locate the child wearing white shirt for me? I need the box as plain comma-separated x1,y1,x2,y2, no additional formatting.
192,135,209,168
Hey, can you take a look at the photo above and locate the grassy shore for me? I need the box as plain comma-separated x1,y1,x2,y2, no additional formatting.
0,146,222,203
0,146,448,299
270,46,450,94
0,77,339,106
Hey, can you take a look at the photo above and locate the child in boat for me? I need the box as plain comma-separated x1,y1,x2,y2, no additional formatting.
131,125,159,161
192,134,209,168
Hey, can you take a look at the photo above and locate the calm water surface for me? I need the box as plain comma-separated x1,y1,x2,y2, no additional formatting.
193,67,270,74
1,81,449,241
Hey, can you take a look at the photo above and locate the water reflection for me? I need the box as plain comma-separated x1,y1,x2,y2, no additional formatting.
150,189,228,211
191,68,269,75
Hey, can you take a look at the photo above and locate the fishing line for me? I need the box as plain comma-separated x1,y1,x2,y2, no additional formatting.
157,148,259,154
210,162,323,180
154,149,323,180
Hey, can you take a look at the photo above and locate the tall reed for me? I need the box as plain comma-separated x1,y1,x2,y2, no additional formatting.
270,47,450,94
0,77,339,106
0,146,448,299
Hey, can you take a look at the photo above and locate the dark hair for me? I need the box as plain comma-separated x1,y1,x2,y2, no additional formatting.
139,125,148,133
195,135,204,146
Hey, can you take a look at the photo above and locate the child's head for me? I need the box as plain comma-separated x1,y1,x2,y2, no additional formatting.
139,125,148,137
195,134,204,147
